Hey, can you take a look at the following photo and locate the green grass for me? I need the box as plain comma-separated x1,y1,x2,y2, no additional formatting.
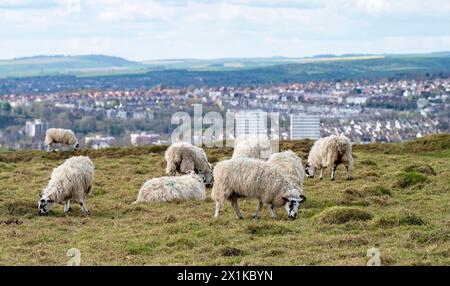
394,171,430,189
0,135,449,265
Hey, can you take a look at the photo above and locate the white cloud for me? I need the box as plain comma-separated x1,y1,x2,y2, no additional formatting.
355,0,391,14
87,0,176,21
0,0,450,59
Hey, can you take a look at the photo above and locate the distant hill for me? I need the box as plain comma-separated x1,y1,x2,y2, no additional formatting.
1,53,450,88
141,55,386,71
0,55,144,78
94,53,450,88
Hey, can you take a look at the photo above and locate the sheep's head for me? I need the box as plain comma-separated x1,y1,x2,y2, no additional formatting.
282,191,306,220
305,163,314,178
204,171,214,187
190,170,206,183
203,161,214,187
38,192,54,216
194,168,213,186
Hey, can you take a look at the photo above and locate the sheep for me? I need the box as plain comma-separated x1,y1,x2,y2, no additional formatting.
232,135,273,160
211,158,306,220
38,156,94,216
164,141,213,186
305,135,353,181
45,128,79,152
268,150,305,189
134,171,206,204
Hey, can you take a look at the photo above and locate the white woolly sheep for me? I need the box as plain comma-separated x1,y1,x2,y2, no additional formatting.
232,135,273,160
45,128,79,152
211,158,306,220
134,171,206,204
164,141,213,186
38,156,94,216
268,150,305,189
305,135,353,181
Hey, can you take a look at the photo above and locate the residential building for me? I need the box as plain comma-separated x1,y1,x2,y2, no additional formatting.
85,135,115,149
235,110,268,137
130,132,160,146
290,114,320,140
25,119,48,138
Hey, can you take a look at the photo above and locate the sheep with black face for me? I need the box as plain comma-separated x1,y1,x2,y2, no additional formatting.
305,135,353,181
211,157,306,220
164,142,213,186
38,156,94,216
45,128,79,152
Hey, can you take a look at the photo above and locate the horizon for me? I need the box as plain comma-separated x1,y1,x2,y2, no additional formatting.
2,50,450,62
1,0,450,61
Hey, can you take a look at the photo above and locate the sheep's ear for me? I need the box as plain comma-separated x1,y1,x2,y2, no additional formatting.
300,195,307,202
282,196,289,203
47,199,54,203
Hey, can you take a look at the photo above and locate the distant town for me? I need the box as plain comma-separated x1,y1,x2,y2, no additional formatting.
0,76,448,150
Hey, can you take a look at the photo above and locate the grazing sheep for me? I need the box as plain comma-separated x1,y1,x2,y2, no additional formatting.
134,171,206,203
164,141,213,186
232,135,273,160
45,128,79,152
211,158,306,220
268,150,305,189
305,135,353,181
38,156,94,216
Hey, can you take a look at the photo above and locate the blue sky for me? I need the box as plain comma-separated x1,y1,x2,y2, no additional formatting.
1,0,450,61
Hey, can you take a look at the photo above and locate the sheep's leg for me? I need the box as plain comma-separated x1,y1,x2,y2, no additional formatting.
252,201,263,219
331,165,337,181
47,143,53,152
268,204,277,219
79,200,89,216
86,185,93,196
346,165,351,180
64,200,72,213
214,201,223,219
230,198,244,219
319,168,324,180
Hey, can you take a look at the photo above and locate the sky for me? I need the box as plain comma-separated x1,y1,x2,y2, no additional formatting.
1,0,450,61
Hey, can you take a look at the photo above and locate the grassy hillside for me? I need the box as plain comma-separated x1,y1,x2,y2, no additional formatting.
141,55,386,71
0,55,144,78
0,134,449,265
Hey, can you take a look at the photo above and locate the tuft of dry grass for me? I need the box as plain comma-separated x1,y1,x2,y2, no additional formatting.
376,212,426,227
220,247,245,257
403,164,436,176
316,207,373,224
